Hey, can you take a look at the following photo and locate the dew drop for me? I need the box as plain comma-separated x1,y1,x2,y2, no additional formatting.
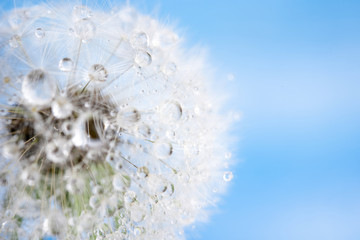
160,101,182,122
154,142,173,159
51,96,73,119
134,51,152,67
163,62,177,76
9,35,20,48
22,69,57,105
46,139,71,164
223,171,233,182
73,5,92,20
130,32,149,49
74,18,96,42
136,166,149,178
88,64,108,82
89,195,100,209
59,58,74,72
35,27,45,38
147,174,167,195
113,174,131,191
124,191,136,203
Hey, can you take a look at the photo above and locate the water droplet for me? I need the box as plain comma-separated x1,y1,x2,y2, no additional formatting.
88,64,108,82
59,58,74,72
51,96,73,119
74,18,96,42
61,121,73,135
130,32,149,49
117,108,141,124
9,35,21,48
163,62,177,76
160,101,182,122
133,227,143,236
124,191,136,203
154,142,173,159
22,69,57,105
134,51,152,67
89,195,100,209
136,166,149,178
147,174,167,194
42,211,67,237
129,203,146,222
35,27,45,38
73,5,92,20
223,171,233,182
46,139,71,164
113,174,131,191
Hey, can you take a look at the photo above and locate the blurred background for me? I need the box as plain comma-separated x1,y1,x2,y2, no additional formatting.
2,0,360,239
130,0,360,239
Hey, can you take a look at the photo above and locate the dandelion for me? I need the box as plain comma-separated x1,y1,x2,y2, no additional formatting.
0,2,234,239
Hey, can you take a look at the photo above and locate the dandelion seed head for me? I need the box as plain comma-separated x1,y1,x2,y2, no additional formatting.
0,2,235,239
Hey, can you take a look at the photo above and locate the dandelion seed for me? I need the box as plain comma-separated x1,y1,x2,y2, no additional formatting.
0,2,234,240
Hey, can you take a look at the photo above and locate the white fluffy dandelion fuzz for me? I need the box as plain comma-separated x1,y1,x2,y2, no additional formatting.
0,2,234,239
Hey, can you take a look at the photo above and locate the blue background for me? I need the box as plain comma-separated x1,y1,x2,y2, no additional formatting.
133,1,360,239
2,0,360,239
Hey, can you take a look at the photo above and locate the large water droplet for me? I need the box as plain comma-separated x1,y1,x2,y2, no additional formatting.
112,174,131,191
42,211,67,238
74,18,96,42
136,166,149,178
46,139,72,164
134,51,152,67
163,62,177,76
9,35,20,48
160,101,182,122
73,5,92,21
59,58,74,72
130,32,149,49
51,96,73,119
147,174,167,195
223,171,233,182
21,69,57,105
35,27,45,38
88,64,108,82
154,142,173,159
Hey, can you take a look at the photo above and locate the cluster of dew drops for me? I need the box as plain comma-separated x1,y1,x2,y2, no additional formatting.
0,4,235,240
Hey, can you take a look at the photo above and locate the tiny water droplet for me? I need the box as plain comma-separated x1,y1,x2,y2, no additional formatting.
59,58,74,72
161,101,182,122
134,51,152,67
130,32,149,49
22,69,57,105
163,62,177,76
74,18,96,42
88,64,108,82
73,5,92,20
136,166,149,178
35,27,45,38
223,171,233,182
154,142,173,159
9,35,20,48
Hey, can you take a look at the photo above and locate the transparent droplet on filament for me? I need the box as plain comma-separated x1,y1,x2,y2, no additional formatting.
59,58,74,72
88,64,108,82
51,96,73,119
72,5,92,21
35,27,45,38
154,142,173,159
9,35,21,48
130,32,149,49
136,166,149,178
223,171,233,182
160,101,182,122
134,51,152,67
21,69,57,105
74,18,96,42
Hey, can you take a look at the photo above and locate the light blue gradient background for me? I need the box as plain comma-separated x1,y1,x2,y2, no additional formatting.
133,1,360,240
3,0,360,239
